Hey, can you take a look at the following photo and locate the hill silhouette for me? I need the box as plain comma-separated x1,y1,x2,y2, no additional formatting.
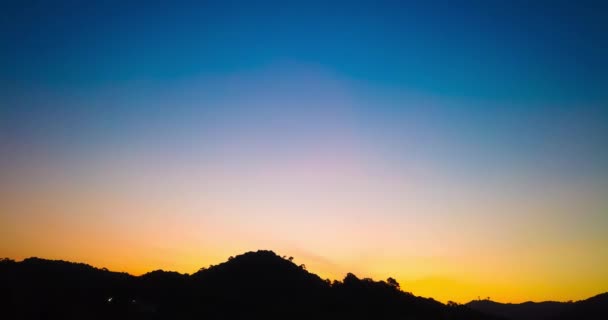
1,251,605,319
466,293,608,320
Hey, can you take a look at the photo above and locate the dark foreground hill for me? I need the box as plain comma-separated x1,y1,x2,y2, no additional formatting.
0,250,603,320
466,293,608,320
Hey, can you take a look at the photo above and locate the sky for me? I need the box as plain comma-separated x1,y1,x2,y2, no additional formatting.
1,0,607,303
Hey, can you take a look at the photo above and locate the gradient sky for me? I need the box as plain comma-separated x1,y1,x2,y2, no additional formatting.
1,0,607,303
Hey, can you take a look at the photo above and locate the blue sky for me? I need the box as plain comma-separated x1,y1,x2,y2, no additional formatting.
2,1,606,99
2,0,607,170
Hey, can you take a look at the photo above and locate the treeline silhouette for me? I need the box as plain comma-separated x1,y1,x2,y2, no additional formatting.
1,250,605,319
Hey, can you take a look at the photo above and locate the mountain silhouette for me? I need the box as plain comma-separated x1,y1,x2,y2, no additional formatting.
1,251,605,319
466,293,608,320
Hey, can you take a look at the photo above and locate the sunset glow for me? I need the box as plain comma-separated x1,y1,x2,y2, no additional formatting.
1,1,607,304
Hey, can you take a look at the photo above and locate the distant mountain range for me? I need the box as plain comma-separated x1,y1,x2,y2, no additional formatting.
1,250,605,319
466,293,608,320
